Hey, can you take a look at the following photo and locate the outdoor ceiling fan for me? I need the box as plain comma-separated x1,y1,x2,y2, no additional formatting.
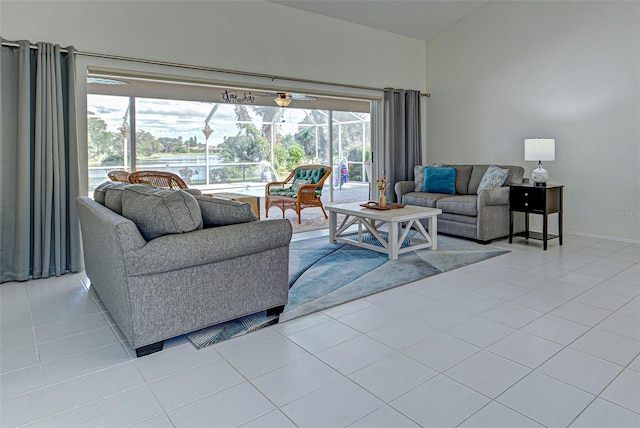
251,91,317,107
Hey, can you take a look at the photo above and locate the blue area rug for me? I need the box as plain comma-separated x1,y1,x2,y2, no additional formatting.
187,234,508,348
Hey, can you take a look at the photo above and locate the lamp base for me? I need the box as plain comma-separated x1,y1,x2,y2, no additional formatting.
533,182,547,187
531,162,549,186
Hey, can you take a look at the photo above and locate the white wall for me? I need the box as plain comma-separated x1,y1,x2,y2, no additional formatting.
426,1,640,241
0,0,426,91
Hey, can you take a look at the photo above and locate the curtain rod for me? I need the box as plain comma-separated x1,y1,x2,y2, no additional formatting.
1,40,431,97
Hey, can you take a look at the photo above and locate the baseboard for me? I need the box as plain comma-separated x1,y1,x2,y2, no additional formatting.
565,230,640,245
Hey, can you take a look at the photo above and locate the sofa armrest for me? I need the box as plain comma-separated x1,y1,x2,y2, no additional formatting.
478,186,510,207
394,181,415,202
125,219,292,276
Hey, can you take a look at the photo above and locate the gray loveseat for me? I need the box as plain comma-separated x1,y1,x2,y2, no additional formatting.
395,164,524,243
76,182,292,356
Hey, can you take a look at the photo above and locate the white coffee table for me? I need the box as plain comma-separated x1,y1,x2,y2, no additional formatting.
325,202,442,260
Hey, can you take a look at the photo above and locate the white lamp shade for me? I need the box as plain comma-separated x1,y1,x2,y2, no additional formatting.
524,138,555,161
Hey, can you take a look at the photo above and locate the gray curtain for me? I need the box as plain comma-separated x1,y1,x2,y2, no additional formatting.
383,88,421,202
1,39,82,282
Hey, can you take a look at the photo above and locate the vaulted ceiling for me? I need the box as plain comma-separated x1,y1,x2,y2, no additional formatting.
269,0,488,41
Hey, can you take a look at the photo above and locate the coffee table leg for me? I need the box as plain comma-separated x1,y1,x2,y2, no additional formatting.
430,215,438,250
388,220,399,260
329,211,337,243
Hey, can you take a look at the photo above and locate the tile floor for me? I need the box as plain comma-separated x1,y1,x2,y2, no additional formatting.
1,233,639,427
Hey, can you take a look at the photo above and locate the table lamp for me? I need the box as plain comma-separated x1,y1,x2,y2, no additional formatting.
524,137,555,186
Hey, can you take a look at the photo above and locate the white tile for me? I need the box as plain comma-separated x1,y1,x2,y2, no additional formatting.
37,325,120,363
549,301,612,327
458,401,543,427
34,312,110,343
366,318,439,350
536,281,591,299
411,302,474,330
611,269,640,285
149,358,244,410
0,328,36,353
617,297,640,318
573,289,630,311
251,356,342,406
0,388,49,428
0,365,44,400
349,353,437,402
510,290,570,313
130,414,175,428
286,319,360,353
496,371,594,427
390,374,489,427
0,345,39,374
445,350,530,398
596,312,640,341
600,368,640,413
594,279,640,298
571,397,640,428
134,342,220,382
0,315,32,336
570,329,640,366
487,330,563,368
169,381,274,427
274,311,332,335
447,316,515,348
337,304,404,333
629,354,640,372
373,293,438,316
521,314,590,345
480,302,543,329
348,405,420,427
41,342,131,385
447,292,504,315
240,410,297,428
414,281,469,303
51,385,163,427
403,332,480,372
31,297,102,327
46,362,145,414
538,347,624,394
281,377,383,428
475,283,530,301
316,334,395,375
226,336,308,378
576,263,621,279
322,298,374,319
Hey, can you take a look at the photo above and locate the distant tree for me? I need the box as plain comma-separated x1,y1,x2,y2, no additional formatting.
136,129,162,157
87,114,124,166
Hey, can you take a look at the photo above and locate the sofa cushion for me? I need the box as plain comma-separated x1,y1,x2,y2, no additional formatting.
196,196,257,227
424,167,456,194
445,165,473,195
477,165,509,193
468,165,490,194
436,195,478,216
121,185,203,241
103,183,131,215
402,192,451,208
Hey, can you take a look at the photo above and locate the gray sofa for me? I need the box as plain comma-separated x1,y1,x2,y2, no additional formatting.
76,182,292,356
395,164,524,243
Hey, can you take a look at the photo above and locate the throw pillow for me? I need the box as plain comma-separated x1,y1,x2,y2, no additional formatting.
121,186,203,241
424,166,457,194
196,196,257,227
291,178,312,192
477,165,509,193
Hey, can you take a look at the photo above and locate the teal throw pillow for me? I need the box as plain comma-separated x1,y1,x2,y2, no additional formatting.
477,165,509,193
424,167,456,194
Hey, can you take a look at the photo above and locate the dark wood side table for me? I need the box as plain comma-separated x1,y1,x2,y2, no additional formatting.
509,184,564,250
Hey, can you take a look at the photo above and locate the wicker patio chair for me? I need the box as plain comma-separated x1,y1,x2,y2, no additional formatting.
265,164,333,224
128,170,188,190
107,170,130,182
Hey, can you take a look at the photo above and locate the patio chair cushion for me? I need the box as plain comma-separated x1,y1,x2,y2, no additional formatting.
195,196,257,227
121,185,203,241
293,167,325,184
